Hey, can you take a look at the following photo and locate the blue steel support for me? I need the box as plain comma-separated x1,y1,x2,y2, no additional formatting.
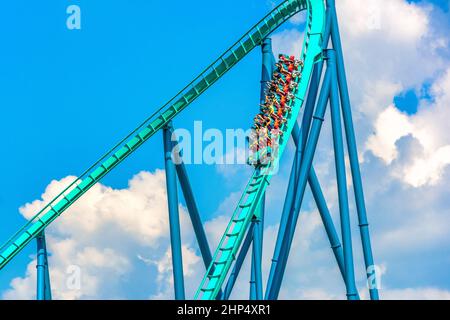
223,223,255,300
251,212,264,300
172,143,213,269
265,150,299,298
329,49,358,299
301,63,323,150
169,124,223,299
250,249,256,299
44,255,52,300
308,169,346,278
36,231,50,300
163,124,185,300
327,0,379,300
292,124,346,280
250,37,273,300
267,53,333,299
265,62,323,298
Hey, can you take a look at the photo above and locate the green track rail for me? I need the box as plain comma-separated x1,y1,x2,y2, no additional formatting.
195,0,325,300
0,0,310,271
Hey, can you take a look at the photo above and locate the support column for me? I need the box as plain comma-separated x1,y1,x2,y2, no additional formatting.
329,49,358,299
251,210,264,300
292,123,346,281
36,231,51,300
327,0,379,299
163,124,185,300
265,150,298,298
250,37,273,300
266,61,323,299
267,52,333,299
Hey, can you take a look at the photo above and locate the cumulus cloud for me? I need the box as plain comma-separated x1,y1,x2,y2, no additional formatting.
367,68,450,187
2,170,204,299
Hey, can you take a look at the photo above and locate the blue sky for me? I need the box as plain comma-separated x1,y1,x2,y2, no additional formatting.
1,0,450,299
0,0,282,296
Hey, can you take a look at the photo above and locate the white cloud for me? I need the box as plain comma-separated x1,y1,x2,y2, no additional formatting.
366,67,450,187
271,29,305,58
2,170,202,299
366,105,414,164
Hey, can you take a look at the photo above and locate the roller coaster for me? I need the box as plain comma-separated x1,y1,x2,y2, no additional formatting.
0,0,380,300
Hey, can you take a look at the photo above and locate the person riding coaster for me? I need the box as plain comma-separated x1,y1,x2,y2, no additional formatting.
275,62,291,75
273,72,290,84
276,58,298,70
279,54,303,68
250,54,302,166
289,81,298,89
291,70,301,78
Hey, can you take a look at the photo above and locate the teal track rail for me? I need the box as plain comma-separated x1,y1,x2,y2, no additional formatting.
195,0,325,300
0,0,309,271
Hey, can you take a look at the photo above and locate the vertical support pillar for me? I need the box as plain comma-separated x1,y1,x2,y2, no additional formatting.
266,62,323,299
327,0,379,299
265,150,298,298
329,49,358,299
251,209,264,300
250,37,273,300
163,123,185,300
36,231,51,300
267,54,333,299
44,255,52,300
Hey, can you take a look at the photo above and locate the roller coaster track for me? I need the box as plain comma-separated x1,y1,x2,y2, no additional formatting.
0,0,325,299
195,0,325,300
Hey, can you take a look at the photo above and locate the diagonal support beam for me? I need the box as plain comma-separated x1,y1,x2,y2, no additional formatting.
169,129,214,269
168,124,222,299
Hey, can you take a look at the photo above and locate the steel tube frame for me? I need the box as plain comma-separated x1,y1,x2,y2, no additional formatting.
292,123,346,280
163,124,185,300
36,231,51,300
173,144,213,269
329,49,358,299
250,37,273,300
266,54,333,299
268,51,362,300
251,212,264,300
168,123,223,299
265,62,323,298
327,0,379,300
265,149,299,298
